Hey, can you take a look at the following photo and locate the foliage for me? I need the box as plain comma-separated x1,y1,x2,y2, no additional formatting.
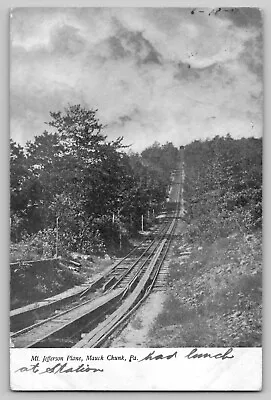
147,232,262,347
141,141,179,182
183,135,262,243
10,228,62,262
10,105,178,257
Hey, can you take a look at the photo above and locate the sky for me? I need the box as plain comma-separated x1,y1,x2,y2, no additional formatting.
10,7,263,151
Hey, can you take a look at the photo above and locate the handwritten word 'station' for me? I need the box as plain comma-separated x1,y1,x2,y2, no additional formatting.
16,362,103,374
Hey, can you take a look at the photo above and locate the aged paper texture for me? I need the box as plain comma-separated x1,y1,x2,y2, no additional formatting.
10,7,262,391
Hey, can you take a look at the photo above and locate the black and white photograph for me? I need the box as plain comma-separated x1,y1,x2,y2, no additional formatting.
9,6,262,391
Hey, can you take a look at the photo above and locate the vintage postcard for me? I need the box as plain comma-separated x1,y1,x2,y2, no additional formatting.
10,7,262,391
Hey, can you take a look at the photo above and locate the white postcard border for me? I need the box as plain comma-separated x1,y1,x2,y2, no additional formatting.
10,347,262,391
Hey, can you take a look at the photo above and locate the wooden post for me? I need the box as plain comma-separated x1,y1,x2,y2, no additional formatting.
55,216,59,258
112,213,115,224
141,214,144,232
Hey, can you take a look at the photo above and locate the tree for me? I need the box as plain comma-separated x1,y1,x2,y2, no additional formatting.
10,104,179,255
183,135,262,242
10,139,30,240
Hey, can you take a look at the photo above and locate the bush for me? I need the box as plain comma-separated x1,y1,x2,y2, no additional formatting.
10,228,65,262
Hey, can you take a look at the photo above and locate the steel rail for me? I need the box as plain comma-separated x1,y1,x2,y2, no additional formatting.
10,222,167,332
73,218,177,348
73,165,183,348
106,221,172,291
11,219,174,347
11,288,124,348
11,162,183,348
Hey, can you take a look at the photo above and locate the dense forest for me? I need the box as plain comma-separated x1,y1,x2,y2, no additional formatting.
10,108,262,324
183,134,262,242
10,105,179,259
10,105,262,261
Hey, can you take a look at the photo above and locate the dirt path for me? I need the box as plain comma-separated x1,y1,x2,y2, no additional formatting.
109,291,166,347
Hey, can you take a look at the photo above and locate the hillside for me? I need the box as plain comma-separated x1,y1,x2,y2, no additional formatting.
146,135,262,347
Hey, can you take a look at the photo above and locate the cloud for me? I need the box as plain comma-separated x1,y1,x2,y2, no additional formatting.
10,7,263,150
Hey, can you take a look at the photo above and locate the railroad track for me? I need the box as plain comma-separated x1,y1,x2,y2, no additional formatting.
10,220,172,335
74,218,179,348
11,162,183,348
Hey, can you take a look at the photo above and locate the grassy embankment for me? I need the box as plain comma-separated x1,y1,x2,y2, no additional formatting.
10,229,146,309
148,226,262,347
147,136,262,347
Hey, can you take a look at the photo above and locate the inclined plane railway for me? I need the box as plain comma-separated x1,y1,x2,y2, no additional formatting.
10,159,184,348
